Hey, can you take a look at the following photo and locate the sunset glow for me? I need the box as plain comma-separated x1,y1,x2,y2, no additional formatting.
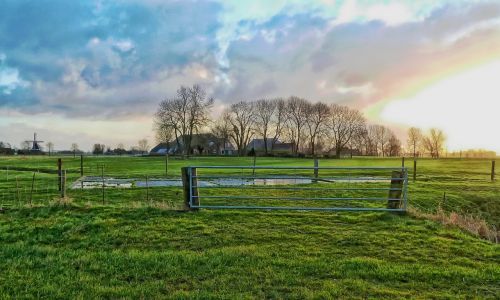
1,0,500,152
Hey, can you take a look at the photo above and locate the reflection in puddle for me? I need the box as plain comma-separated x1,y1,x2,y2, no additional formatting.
72,176,385,189
72,177,313,189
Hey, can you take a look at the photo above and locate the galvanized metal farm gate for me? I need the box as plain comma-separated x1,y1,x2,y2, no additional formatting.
182,166,409,212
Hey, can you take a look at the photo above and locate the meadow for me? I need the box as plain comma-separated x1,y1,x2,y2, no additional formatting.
0,155,499,298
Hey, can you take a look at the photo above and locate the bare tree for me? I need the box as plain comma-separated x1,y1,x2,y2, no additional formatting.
20,141,30,150
304,102,329,156
286,96,309,154
138,139,150,154
210,110,232,154
154,122,175,145
371,125,391,157
155,84,213,155
70,143,79,158
93,144,105,155
46,142,54,156
423,128,446,158
228,101,255,156
407,127,422,158
386,133,402,157
363,126,377,156
327,104,366,158
254,99,276,155
350,127,367,156
270,98,286,152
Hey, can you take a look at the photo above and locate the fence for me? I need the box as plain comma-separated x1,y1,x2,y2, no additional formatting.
182,166,409,212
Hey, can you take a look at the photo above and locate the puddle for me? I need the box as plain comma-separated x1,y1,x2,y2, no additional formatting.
71,176,385,189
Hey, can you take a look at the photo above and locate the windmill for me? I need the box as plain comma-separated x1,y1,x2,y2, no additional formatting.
25,133,44,152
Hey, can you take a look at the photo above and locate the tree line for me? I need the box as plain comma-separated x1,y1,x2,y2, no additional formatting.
155,85,408,157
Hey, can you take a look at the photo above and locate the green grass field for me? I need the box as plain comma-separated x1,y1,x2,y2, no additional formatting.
0,155,499,298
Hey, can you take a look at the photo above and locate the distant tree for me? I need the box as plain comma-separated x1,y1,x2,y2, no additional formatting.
46,142,54,156
155,84,214,155
228,101,256,156
113,144,127,156
327,104,366,158
154,122,174,144
138,139,150,154
254,99,276,155
70,143,79,157
423,128,446,158
370,125,391,157
407,127,422,158
92,144,105,155
210,110,232,154
20,141,31,150
304,102,329,156
270,98,286,152
285,96,309,154
386,133,402,157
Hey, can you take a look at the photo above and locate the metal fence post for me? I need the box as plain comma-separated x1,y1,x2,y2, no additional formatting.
181,167,198,211
403,169,409,211
191,167,199,209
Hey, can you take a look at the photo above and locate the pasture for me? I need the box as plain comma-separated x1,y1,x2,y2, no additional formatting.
0,155,499,298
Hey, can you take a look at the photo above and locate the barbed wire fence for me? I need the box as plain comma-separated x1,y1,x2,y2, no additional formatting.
1,156,498,242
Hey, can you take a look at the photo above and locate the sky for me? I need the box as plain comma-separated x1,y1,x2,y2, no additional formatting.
1,0,500,152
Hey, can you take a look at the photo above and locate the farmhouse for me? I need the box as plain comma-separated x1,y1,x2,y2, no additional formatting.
246,138,294,154
150,134,236,155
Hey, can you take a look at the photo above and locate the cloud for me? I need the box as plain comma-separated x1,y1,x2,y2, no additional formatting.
1,0,500,150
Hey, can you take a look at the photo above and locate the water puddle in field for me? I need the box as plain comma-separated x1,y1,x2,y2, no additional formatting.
71,176,388,189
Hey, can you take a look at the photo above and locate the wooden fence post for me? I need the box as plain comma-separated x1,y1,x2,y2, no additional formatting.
181,167,199,211
29,172,36,206
387,170,403,209
314,158,319,180
101,165,105,204
402,157,405,167
57,158,62,191
15,176,20,206
413,160,417,182
60,170,66,198
80,155,84,177
492,160,496,182
146,175,149,203
165,154,169,177
252,155,257,176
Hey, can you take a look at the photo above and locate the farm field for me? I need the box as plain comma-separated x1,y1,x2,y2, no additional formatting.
0,155,499,298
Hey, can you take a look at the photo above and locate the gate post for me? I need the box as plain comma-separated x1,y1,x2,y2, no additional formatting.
181,167,199,211
314,159,319,179
387,170,403,209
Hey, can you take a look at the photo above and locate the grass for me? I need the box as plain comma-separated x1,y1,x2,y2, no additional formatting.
0,155,499,298
1,206,499,298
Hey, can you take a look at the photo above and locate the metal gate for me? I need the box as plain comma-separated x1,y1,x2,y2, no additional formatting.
184,166,408,212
